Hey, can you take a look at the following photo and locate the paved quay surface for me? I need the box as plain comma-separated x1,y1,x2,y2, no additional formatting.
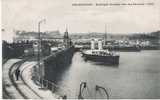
3,59,24,99
3,59,60,99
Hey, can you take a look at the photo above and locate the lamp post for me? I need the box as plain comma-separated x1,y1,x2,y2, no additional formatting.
37,19,46,86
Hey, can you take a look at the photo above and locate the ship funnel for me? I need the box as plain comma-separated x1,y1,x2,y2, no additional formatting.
98,40,103,50
91,39,95,50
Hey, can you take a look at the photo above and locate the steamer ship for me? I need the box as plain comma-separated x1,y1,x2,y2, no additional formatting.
82,39,120,65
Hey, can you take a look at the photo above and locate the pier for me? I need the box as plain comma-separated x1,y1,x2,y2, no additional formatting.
2,29,77,99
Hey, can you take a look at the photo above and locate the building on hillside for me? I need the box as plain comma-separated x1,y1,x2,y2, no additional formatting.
13,30,62,43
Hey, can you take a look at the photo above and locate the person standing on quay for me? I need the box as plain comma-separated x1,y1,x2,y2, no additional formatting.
15,69,20,81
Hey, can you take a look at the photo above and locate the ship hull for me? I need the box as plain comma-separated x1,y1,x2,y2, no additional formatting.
82,53,120,65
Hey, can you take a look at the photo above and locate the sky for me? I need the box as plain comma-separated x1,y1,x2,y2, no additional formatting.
1,0,160,41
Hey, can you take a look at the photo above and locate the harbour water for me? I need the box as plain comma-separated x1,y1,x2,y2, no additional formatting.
56,50,160,99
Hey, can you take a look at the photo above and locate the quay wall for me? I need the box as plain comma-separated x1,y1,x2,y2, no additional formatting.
75,45,160,51
43,46,74,86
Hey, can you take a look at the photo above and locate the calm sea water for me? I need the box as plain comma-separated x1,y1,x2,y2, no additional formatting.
56,50,160,99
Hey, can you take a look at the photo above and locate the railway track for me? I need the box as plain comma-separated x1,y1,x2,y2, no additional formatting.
3,84,11,99
9,60,28,99
7,59,43,99
19,62,43,99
